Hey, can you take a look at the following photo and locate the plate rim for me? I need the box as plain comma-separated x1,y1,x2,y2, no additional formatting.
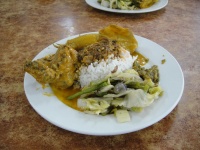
24,32,184,135
85,0,168,14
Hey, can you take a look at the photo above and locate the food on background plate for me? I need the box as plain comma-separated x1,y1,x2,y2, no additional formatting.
97,0,158,10
24,25,163,123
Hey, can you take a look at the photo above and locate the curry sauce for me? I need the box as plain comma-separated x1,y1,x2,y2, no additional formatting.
51,85,81,111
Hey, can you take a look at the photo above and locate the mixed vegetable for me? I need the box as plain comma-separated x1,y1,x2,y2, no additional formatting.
67,62,163,123
97,0,158,10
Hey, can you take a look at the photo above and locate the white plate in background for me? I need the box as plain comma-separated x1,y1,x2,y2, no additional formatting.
85,0,168,13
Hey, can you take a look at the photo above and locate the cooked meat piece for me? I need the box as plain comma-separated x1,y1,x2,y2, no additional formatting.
24,45,78,89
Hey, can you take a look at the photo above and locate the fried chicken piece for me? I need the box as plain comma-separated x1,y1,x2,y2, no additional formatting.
24,45,78,89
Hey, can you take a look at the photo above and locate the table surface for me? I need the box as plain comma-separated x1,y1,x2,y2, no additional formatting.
0,0,200,149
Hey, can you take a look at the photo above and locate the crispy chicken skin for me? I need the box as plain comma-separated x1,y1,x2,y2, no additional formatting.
24,45,78,89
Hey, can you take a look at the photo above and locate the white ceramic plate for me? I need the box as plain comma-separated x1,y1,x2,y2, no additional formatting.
85,0,168,13
24,32,184,136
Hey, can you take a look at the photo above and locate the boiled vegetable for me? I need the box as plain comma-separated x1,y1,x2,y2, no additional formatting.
67,65,163,123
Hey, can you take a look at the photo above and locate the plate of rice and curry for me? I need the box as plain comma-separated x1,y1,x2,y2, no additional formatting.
24,25,184,135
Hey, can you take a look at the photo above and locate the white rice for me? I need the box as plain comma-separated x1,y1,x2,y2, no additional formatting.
79,49,137,88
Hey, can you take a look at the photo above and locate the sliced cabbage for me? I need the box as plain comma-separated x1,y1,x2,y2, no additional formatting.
110,0,118,8
115,109,130,123
77,97,112,115
148,86,163,99
103,89,132,98
143,78,155,87
111,69,143,83
125,88,163,108
111,98,126,107
98,84,114,93
131,107,143,112
125,78,156,92
99,0,110,7
125,89,154,108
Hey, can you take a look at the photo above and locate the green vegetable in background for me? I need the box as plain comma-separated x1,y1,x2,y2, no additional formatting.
98,0,158,10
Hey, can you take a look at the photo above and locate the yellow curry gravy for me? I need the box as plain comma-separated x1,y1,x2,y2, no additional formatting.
50,85,81,111
50,51,148,111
